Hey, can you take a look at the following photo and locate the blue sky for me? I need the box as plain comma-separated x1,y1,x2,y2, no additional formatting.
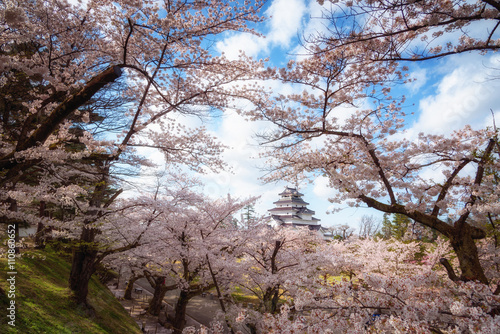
122,0,500,230
186,0,500,230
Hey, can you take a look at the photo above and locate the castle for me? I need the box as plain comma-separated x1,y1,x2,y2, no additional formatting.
266,186,322,231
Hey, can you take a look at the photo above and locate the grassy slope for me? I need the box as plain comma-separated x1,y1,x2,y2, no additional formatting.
0,247,141,334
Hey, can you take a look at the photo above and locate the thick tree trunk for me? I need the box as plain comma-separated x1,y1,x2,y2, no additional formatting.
35,201,47,249
69,227,99,305
34,221,46,249
263,287,280,314
124,274,143,300
172,290,190,334
69,249,97,305
148,288,167,316
449,227,489,284
147,276,168,316
144,272,177,316
16,66,122,153
271,289,280,313
69,172,111,306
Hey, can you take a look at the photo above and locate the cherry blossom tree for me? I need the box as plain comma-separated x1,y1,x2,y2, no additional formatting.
254,63,499,283
247,6,499,286
249,238,500,333
237,5,500,332
185,235,499,333
1,0,268,305
314,0,500,62
111,186,256,333
331,224,355,240
123,261,146,300
105,174,205,310
246,77,500,334
222,225,327,332
160,198,255,333
143,268,178,316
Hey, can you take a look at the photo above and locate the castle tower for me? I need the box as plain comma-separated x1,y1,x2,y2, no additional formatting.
267,186,321,231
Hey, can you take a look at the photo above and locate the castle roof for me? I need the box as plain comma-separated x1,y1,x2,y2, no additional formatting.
296,207,315,215
268,206,316,215
281,222,322,231
267,187,321,227
279,187,304,197
273,197,309,206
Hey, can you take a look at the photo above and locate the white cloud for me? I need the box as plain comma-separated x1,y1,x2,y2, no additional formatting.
484,109,500,129
407,67,428,94
266,0,306,47
198,110,279,211
312,176,333,198
411,53,500,135
288,0,331,59
216,0,307,60
215,33,265,60
195,109,381,228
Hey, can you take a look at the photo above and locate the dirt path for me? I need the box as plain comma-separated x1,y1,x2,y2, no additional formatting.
107,279,225,333
135,278,223,328
108,282,172,333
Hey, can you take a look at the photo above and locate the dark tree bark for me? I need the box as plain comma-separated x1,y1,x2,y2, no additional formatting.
144,272,177,316
449,225,489,284
34,201,50,249
68,174,143,306
124,274,144,300
0,66,122,187
261,240,282,314
69,226,141,306
68,174,110,305
69,226,99,306
262,287,280,314
169,284,215,334
148,278,168,316
361,196,490,285
356,138,498,285
172,290,190,334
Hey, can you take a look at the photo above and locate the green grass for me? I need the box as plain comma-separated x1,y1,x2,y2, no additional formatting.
0,247,141,334
230,286,260,305
319,274,343,284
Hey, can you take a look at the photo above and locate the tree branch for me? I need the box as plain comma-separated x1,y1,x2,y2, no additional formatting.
482,0,500,12
455,138,496,231
439,258,459,282
358,195,455,237
0,66,122,173
432,159,471,217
